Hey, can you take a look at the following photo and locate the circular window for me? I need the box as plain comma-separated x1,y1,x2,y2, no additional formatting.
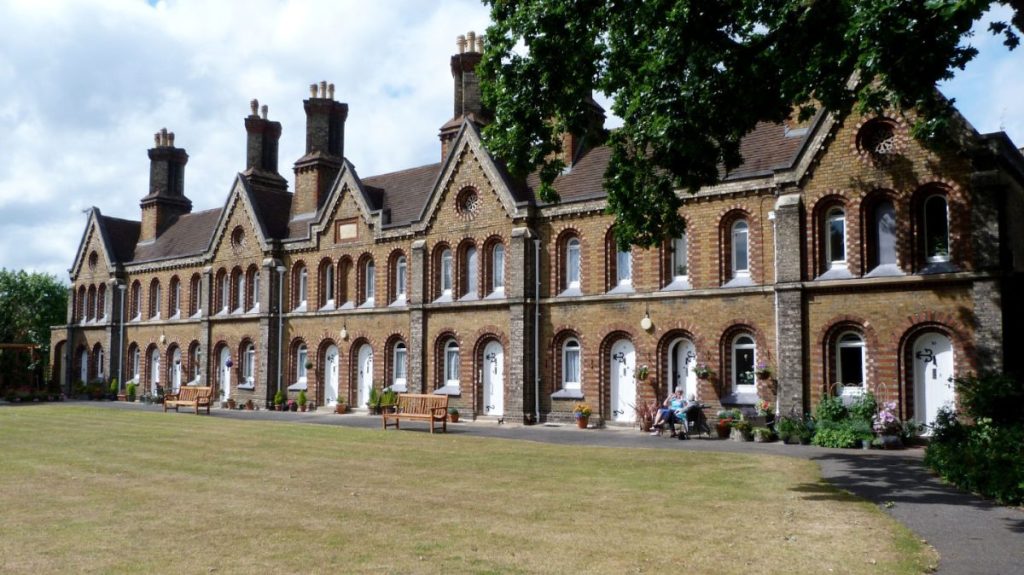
230,227,246,251
456,188,481,218
855,117,906,165
87,251,98,271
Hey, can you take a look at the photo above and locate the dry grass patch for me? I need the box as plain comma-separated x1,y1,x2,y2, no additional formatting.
0,406,936,574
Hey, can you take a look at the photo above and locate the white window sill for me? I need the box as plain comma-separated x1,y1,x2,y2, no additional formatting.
816,265,853,281
249,303,260,313
433,384,461,396
389,297,407,308
723,275,754,288
557,287,582,297
339,301,355,310
387,383,408,393
294,303,307,313
320,301,336,312
460,292,479,302
358,299,375,309
662,278,691,291
434,293,453,304
551,388,584,400
237,383,255,391
287,381,308,392
485,288,505,300
607,284,634,295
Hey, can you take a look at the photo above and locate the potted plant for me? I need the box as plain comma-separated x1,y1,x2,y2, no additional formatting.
753,426,775,443
635,364,649,382
694,363,714,380
107,378,119,400
274,390,285,411
227,397,237,410
287,399,298,412
755,361,772,380
716,409,740,438
304,360,314,371
367,387,381,415
872,401,905,449
448,407,460,423
297,390,308,412
633,400,658,432
334,399,347,414
380,389,398,413
731,418,754,441
244,399,255,411
126,382,137,403
776,415,799,444
572,402,592,428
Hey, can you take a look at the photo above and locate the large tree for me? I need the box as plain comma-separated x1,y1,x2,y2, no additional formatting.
0,269,67,356
479,0,1023,248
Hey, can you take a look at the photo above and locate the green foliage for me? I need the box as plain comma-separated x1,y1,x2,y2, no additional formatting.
273,390,285,405
776,415,798,441
380,389,398,406
480,1,1022,249
925,407,1024,505
847,392,878,424
815,395,848,424
126,382,137,399
109,379,118,395
954,372,1024,425
368,386,380,407
297,390,307,406
0,269,67,354
812,421,859,449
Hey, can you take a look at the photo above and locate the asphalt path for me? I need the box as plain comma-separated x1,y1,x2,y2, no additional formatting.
36,401,1024,574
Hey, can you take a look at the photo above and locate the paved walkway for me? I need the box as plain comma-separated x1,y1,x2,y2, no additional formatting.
85,402,1024,573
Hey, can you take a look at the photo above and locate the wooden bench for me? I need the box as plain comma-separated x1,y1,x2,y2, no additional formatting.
163,386,213,415
381,393,449,433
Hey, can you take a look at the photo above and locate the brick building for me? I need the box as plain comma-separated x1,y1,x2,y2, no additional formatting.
52,33,1024,428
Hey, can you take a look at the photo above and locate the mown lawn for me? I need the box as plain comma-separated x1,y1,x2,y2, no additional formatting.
0,405,936,574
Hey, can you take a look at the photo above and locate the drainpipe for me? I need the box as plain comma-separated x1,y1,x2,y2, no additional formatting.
770,207,781,418
534,237,540,424
275,265,286,408
117,283,126,392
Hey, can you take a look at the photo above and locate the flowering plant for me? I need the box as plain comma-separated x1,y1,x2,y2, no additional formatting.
755,361,772,379
572,403,592,418
757,399,774,417
694,363,714,379
873,401,902,435
635,364,649,381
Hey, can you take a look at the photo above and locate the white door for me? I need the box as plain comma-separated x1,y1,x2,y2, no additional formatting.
357,345,373,409
669,338,697,400
79,350,88,384
483,341,504,417
219,347,231,400
914,333,955,432
150,350,160,394
609,339,636,423
171,349,182,392
325,345,339,405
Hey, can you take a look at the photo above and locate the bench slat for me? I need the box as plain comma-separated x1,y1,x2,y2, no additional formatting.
382,393,448,433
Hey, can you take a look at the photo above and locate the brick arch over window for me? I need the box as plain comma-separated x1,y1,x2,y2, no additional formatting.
382,332,408,391
124,341,140,383
432,330,462,390
290,261,308,309
245,264,260,311
91,342,105,382
188,273,202,317
811,316,882,406
148,278,161,319
718,207,760,285
659,214,692,287
356,253,376,306
430,242,453,301
214,267,229,312
553,226,585,295
387,248,408,304
130,280,142,320
717,321,769,401
144,343,160,392
909,181,969,271
482,234,506,297
337,255,353,307
895,315,972,421
75,285,86,322
808,192,856,277
859,188,905,274
186,340,201,384
603,225,632,292
549,327,584,398
230,266,245,312
317,257,335,309
456,237,479,299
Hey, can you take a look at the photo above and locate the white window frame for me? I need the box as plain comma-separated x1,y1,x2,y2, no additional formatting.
219,274,230,313
96,348,105,381
464,246,478,298
731,334,756,394
170,280,180,318
616,247,632,286
131,283,141,321
296,345,308,385
393,342,407,390
364,261,375,305
562,338,581,390
836,332,866,396
441,249,453,296
731,220,749,277
874,200,898,267
250,271,260,312
190,346,201,383
234,273,245,314
924,194,950,263
492,244,505,293
151,283,161,320
298,267,308,309
130,346,140,383
672,232,689,280
324,263,335,307
395,256,407,302
444,339,460,386
242,343,255,387
566,238,581,289
825,207,847,268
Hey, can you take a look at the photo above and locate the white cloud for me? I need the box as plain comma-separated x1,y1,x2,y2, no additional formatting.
0,1,1021,281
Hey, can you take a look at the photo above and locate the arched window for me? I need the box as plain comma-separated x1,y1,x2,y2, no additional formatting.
924,194,950,262
79,348,89,383
94,345,105,381
168,277,180,318
872,200,899,270
731,220,749,277
363,259,375,306
242,343,255,388
616,246,632,287
463,245,478,299
836,332,866,395
562,338,581,390
394,255,408,304
491,243,505,294
97,284,107,320
444,339,460,386
231,269,244,313
87,286,96,321
566,238,581,290
322,262,335,309
189,343,201,383
218,270,229,313
393,342,408,391
149,280,161,320
296,265,308,310
672,231,688,280
731,334,756,393
189,274,202,317
129,345,140,383
296,344,308,386
149,347,161,393
247,267,260,312
130,281,142,320
826,207,846,267
440,248,453,300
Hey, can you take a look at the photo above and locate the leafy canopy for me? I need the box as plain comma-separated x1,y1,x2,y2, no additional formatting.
0,269,67,355
479,0,1022,249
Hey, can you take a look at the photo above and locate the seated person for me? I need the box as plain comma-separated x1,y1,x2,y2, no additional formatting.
651,389,686,436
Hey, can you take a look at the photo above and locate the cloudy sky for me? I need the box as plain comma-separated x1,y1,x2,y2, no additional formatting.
1,1,1021,282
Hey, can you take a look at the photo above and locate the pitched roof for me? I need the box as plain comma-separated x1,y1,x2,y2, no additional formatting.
247,186,292,240
362,162,443,226
98,215,140,264
131,208,222,263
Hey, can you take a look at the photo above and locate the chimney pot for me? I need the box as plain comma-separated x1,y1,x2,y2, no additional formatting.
309,83,318,98
476,34,485,53
250,99,259,116
168,132,175,147
457,34,466,53
327,83,335,100
466,31,476,52
154,133,161,147
319,80,328,98
261,104,268,119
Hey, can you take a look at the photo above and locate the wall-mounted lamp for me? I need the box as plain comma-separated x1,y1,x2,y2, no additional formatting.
159,333,166,345
640,311,653,331
340,324,348,341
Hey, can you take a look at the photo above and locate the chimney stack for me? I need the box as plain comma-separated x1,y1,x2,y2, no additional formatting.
292,81,347,220
139,128,191,243
440,31,489,161
243,98,288,193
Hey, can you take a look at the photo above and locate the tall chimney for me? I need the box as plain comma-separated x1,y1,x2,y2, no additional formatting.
440,31,489,161
243,99,288,193
292,81,347,220
139,128,191,243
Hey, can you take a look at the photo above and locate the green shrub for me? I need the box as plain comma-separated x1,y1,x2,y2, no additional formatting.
368,387,380,407
126,382,137,399
954,372,1024,425
273,390,285,405
109,379,119,395
381,389,398,405
848,392,878,424
776,416,799,441
925,407,1024,505
297,390,307,406
811,420,858,448
815,395,847,423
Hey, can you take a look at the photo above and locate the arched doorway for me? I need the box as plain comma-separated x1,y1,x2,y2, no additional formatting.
913,332,955,432
356,344,373,410
325,345,339,405
170,348,182,392
667,337,697,399
219,347,231,400
482,340,504,417
149,348,161,394
609,339,636,423
78,348,89,384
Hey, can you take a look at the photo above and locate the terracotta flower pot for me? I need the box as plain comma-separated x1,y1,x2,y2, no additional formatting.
576,416,589,429
716,420,732,439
